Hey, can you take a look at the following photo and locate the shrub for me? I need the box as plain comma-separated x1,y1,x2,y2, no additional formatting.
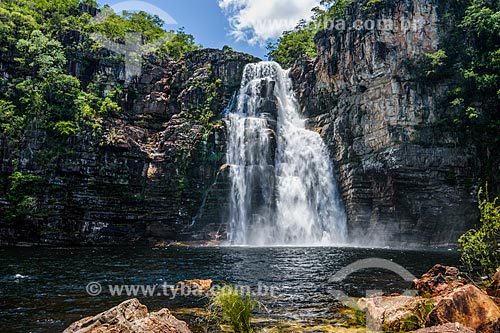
8,172,44,202
0,100,25,138
53,121,77,136
354,309,366,326
266,20,317,68
207,285,258,333
6,172,45,220
424,49,448,76
15,30,66,78
158,28,200,60
459,184,500,282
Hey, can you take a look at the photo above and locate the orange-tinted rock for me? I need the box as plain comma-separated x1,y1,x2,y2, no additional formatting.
427,285,500,333
486,269,500,298
175,279,213,292
412,264,464,297
63,298,191,333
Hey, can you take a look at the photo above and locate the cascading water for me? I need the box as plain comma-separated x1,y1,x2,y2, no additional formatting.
226,61,347,246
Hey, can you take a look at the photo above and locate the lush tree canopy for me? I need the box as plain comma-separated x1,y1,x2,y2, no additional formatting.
266,21,317,69
442,0,500,184
266,0,354,67
0,0,200,140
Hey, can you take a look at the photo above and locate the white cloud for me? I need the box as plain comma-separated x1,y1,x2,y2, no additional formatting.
219,0,321,46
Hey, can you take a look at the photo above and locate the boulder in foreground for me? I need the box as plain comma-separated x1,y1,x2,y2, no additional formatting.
427,285,500,333
486,269,500,299
63,298,192,333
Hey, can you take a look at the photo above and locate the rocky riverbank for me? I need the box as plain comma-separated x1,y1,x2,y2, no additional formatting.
61,264,500,333
358,265,500,332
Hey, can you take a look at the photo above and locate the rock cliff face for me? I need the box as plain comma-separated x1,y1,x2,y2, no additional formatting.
0,0,481,247
291,0,478,246
0,48,258,246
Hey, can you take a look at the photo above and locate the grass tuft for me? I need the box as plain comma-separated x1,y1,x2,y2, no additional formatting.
207,284,259,333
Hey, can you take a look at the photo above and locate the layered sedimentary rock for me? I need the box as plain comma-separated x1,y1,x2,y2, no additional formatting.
0,48,258,246
0,0,482,247
291,0,479,246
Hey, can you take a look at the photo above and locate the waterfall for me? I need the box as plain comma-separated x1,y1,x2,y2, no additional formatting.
226,61,347,246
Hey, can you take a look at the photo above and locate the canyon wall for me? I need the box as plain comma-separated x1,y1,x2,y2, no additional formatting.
292,0,479,246
0,0,481,247
0,48,257,246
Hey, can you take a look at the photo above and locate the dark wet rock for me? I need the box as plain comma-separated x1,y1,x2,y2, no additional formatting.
0,0,483,248
0,48,258,246
486,269,500,299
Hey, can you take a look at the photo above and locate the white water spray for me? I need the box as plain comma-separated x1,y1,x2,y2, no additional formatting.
226,62,347,246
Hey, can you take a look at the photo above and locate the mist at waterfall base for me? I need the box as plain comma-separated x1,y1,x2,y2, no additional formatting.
225,62,347,246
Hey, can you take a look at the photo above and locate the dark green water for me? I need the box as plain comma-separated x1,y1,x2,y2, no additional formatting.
0,246,460,332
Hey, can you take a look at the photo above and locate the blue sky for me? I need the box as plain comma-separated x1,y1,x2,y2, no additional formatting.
103,0,321,59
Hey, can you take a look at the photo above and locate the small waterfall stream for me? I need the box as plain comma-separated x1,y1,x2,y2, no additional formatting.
226,62,347,246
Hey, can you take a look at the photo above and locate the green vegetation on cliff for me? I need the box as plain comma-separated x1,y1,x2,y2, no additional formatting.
0,0,200,143
0,0,203,223
266,0,354,67
436,0,500,186
266,20,318,68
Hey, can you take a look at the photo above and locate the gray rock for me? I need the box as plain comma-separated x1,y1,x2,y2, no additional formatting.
291,0,479,247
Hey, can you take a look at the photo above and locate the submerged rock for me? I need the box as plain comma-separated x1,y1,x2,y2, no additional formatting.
427,285,500,333
412,264,464,297
408,323,475,333
63,298,192,333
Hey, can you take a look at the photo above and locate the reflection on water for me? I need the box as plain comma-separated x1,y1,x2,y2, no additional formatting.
0,246,460,332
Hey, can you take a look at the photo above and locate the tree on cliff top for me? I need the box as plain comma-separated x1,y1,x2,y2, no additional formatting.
266,20,317,68
266,0,355,67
